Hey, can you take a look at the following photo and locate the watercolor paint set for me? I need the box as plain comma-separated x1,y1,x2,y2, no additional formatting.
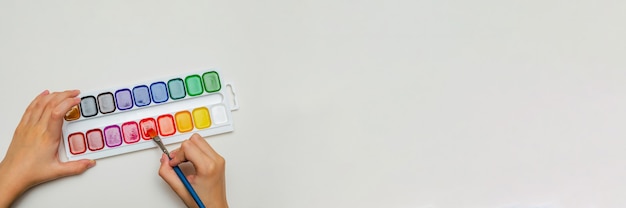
61,69,238,161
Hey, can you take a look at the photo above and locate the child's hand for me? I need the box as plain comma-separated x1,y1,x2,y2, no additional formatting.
0,90,96,207
158,133,228,208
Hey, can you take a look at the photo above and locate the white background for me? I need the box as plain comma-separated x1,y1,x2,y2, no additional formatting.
1,0,626,207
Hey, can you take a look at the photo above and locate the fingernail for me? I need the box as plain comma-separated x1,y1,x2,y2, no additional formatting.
87,160,96,168
41,90,49,95
160,155,165,163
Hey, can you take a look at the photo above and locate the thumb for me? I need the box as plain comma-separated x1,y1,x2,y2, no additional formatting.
158,154,191,200
159,154,179,185
57,159,96,177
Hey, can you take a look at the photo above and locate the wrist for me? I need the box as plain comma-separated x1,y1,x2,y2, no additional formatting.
206,188,228,208
0,160,29,207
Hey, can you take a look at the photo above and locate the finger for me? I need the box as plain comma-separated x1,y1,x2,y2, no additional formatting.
21,90,50,126
55,159,96,178
189,133,219,159
45,97,80,139
39,90,80,124
189,134,226,175
169,140,210,173
28,91,59,124
158,154,193,202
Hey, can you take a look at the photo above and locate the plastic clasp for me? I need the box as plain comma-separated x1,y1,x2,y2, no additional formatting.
224,82,239,111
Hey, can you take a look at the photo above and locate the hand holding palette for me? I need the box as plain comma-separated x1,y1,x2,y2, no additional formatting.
61,70,238,161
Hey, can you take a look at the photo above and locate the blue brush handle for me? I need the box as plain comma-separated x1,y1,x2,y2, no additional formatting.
173,166,206,208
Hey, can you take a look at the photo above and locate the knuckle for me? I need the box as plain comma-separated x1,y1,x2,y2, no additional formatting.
181,140,192,149
32,100,43,109
190,134,202,142
51,109,64,119
46,93,57,100
204,163,216,174
204,158,225,174
46,97,58,106
216,156,226,167
194,163,207,174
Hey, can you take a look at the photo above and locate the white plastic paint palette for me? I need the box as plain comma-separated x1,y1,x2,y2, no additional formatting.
61,69,238,161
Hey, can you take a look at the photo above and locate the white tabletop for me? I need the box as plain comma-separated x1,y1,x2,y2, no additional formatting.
1,1,625,207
